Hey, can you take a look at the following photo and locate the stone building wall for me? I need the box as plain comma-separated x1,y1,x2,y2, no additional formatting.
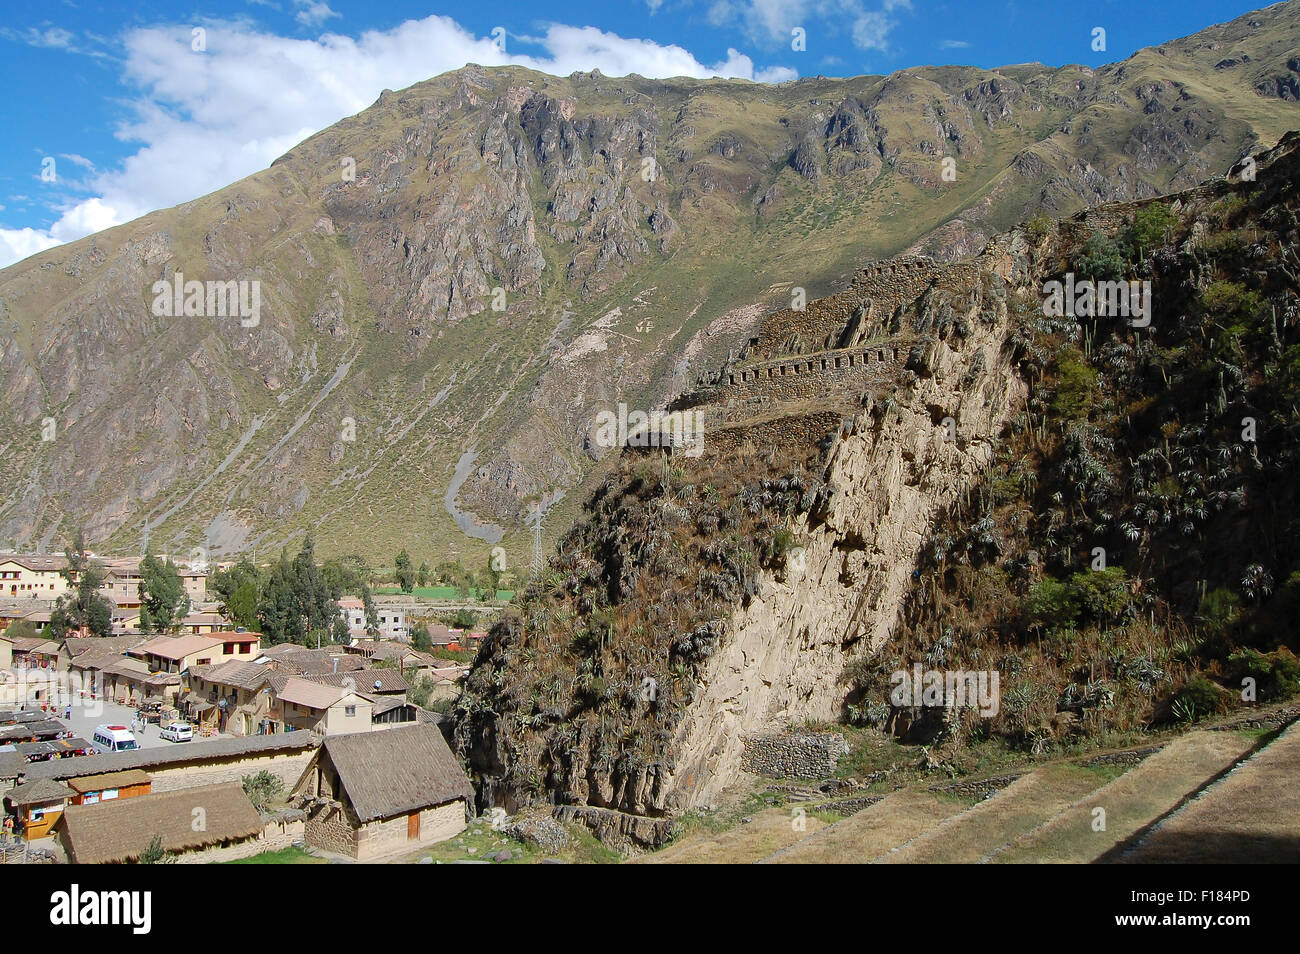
173,817,305,864
740,731,850,779
354,799,467,860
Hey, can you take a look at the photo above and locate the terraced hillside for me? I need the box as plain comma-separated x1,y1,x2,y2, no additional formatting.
2,4,1299,564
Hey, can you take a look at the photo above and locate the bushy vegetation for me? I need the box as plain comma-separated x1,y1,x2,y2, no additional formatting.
849,176,1300,754
455,440,828,810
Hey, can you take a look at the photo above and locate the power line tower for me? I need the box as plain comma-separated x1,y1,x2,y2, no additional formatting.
529,507,544,574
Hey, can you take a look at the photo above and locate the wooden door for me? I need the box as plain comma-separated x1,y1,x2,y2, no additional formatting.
407,810,420,840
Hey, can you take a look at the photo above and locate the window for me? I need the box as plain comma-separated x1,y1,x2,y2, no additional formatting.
223,644,234,654
344,705,356,717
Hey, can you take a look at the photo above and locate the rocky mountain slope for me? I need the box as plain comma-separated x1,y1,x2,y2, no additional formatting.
1,3,1298,565
454,131,1300,841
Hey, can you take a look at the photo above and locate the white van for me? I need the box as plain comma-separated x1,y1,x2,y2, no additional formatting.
91,724,140,753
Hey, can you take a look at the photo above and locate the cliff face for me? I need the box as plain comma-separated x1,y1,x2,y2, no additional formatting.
455,233,1037,818
670,250,1031,808
457,131,1300,833
2,3,1298,562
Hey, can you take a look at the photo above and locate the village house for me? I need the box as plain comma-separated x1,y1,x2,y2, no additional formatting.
275,677,373,735
57,634,146,673
0,555,70,602
184,660,278,736
338,599,408,641
131,633,225,673
100,557,208,606
345,640,441,678
291,723,472,860
52,781,291,863
22,732,319,796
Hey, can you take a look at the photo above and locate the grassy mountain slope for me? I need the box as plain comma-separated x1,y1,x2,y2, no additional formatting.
1,2,1297,566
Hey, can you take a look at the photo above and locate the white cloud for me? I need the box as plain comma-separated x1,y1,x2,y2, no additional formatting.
710,0,910,52
294,2,340,28
0,15,796,268
940,39,971,49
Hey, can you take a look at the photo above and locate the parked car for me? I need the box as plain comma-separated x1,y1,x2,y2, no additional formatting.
159,721,193,743
91,725,140,753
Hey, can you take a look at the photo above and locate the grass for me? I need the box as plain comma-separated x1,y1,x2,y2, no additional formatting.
878,763,1118,864
392,816,622,864
224,845,325,864
761,790,966,865
990,729,1260,864
1119,722,1300,863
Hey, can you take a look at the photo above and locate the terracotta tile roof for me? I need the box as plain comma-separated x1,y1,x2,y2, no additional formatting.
276,677,347,710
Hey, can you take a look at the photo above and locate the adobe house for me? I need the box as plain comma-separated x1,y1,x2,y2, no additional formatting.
292,723,473,860
53,781,274,863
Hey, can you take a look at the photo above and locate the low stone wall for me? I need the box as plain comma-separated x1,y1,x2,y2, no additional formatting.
173,817,305,864
928,773,1022,800
553,804,677,849
144,748,316,795
740,731,849,779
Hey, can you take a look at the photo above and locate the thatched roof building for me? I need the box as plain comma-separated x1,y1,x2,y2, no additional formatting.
53,781,264,863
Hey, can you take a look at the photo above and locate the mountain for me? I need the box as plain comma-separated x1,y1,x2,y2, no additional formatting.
453,130,1300,839
1,2,1298,566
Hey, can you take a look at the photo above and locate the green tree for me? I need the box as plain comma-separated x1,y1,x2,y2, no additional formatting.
411,622,432,653
241,770,285,812
138,834,170,864
48,534,114,638
394,549,415,593
138,552,191,634
256,537,338,645
360,583,380,638
417,561,430,587
213,558,261,628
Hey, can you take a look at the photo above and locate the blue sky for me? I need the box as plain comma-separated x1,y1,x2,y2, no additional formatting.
0,0,1273,267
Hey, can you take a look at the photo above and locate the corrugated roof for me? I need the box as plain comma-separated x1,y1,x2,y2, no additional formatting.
55,782,263,863
315,723,472,823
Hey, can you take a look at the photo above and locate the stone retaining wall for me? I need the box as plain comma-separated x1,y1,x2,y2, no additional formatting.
740,731,849,779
